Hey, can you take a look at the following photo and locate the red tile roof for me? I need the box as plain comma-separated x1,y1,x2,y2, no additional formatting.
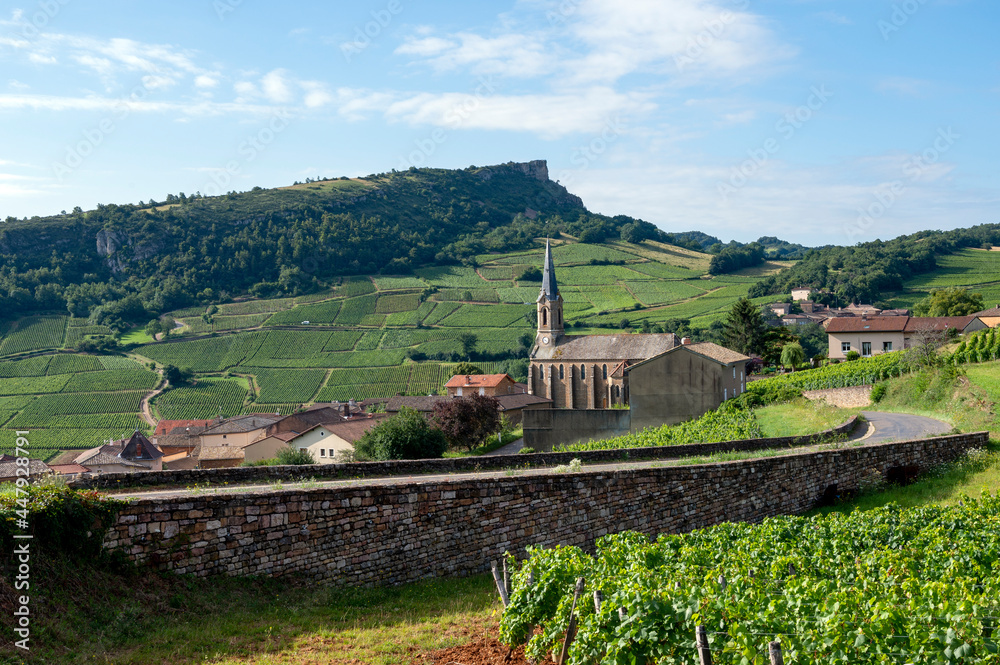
904,316,975,333
444,373,513,388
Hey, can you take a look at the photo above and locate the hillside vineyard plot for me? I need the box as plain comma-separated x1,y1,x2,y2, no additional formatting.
501,496,1000,664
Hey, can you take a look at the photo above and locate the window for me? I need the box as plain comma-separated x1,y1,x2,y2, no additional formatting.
541,309,547,326
320,449,326,457
557,310,561,326
559,365,564,379
841,342,851,353
883,341,893,352
581,364,586,380
479,387,485,396
602,364,608,380
539,365,544,379
733,368,736,379
862,342,872,357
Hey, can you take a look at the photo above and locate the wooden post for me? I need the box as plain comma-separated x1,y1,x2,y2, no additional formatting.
527,569,534,587
718,574,727,591
491,561,510,607
557,578,585,665
593,589,602,613
618,607,627,622
768,641,784,665
696,625,713,665
503,555,511,596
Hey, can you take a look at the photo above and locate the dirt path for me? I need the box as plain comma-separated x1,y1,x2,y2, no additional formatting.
139,369,165,428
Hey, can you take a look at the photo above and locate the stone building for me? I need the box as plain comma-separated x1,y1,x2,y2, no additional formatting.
527,239,679,408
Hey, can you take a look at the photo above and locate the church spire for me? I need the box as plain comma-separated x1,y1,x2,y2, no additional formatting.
541,238,558,299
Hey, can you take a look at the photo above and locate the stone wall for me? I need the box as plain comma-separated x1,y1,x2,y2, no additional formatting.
71,417,859,491
104,431,986,587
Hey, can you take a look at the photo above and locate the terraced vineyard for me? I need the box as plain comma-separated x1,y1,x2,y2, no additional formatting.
0,239,791,459
0,352,162,458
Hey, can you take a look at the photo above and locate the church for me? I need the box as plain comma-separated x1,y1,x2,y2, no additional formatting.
527,240,680,408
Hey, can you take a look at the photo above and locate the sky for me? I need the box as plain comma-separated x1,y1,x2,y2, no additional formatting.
0,0,997,246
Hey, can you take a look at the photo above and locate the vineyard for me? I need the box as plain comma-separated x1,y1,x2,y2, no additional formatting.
251,368,327,404
152,377,249,420
948,327,1000,365
751,352,912,392
0,316,67,355
500,490,1000,664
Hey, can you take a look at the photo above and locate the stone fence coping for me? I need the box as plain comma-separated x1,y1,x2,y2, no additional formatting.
71,416,860,491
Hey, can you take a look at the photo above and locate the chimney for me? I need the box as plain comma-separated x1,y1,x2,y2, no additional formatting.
466,375,471,383
342,403,350,418
681,337,692,345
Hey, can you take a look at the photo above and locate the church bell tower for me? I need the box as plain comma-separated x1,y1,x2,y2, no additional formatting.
536,238,564,348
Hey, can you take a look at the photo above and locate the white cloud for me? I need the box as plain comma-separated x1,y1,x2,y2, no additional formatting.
7,79,28,91
194,74,219,89
395,36,456,57
818,11,851,25
261,69,294,104
300,81,334,109
395,33,550,78
0,92,278,117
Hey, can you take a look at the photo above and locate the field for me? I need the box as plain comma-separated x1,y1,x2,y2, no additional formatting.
0,238,795,458
892,247,1000,309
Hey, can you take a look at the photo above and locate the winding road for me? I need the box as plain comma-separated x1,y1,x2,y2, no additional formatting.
854,410,952,443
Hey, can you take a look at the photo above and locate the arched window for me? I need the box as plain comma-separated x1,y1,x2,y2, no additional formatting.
613,385,620,398
602,364,608,380
581,364,586,380
539,365,544,379
557,310,562,326
559,365,564,379
541,308,547,326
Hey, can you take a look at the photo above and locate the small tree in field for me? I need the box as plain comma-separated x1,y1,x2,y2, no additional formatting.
780,342,806,371
432,394,501,452
450,362,484,377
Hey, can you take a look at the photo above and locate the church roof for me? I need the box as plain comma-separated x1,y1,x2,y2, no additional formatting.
539,238,558,301
532,333,679,361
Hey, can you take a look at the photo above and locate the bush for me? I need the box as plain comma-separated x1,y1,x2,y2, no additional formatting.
354,407,448,460
518,447,536,454
845,350,860,361
276,447,316,465
870,382,888,403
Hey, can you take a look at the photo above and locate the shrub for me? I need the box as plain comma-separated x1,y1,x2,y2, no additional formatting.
845,350,860,361
518,447,536,454
870,382,888,403
354,407,448,460
276,447,316,465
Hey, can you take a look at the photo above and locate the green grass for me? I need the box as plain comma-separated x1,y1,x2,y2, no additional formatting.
755,398,859,438
16,555,501,665
119,328,154,345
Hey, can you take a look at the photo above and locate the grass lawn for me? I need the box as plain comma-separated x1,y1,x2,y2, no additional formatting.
119,328,154,345
754,398,859,438
10,561,500,665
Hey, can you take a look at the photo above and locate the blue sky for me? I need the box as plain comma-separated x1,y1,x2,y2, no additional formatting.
0,0,996,246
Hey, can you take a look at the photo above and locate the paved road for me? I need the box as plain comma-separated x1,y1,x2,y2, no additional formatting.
856,410,952,443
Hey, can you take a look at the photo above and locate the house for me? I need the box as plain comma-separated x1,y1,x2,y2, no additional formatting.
780,314,813,326
826,315,981,359
197,446,246,469
445,373,519,397
626,341,750,432
769,303,793,316
74,431,164,474
790,287,812,302
154,419,213,436
528,240,678,408
153,421,210,455
199,414,283,448
826,316,907,360
286,416,387,463
0,455,53,482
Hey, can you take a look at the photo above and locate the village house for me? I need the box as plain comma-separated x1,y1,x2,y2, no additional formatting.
445,373,519,397
527,239,679,408
382,392,551,426
74,431,164,474
627,340,750,432
0,455,53,483
826,314,983,360
791,287,812,302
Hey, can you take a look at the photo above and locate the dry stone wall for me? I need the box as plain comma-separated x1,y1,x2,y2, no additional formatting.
104,432,986,587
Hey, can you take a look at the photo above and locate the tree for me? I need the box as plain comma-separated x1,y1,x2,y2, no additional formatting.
517,266,542,281
354,407,448,460
759,326,799,366
144,319,162,338
723,297,765,355
913,287,985,317
163,364,193,386
450,362,484,377
458,333,478,358
780,342,806,371
432,394,501,452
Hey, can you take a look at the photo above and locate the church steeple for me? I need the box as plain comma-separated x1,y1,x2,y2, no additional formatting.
536,238,564,347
